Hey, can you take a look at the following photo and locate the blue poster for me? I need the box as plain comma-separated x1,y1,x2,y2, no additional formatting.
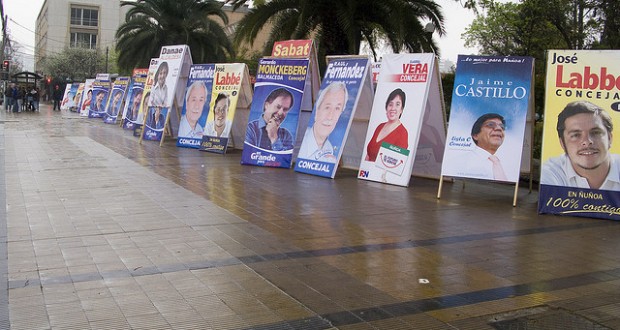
241,58,310,168
103,77,130,124
88,80,111,118
294,57,369,178
122,69,149,130
142,106,169,141
177,64,215,149
441,55,534,183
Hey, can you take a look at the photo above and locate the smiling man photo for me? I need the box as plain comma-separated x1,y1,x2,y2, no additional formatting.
464,113,508,181
541,100,620,190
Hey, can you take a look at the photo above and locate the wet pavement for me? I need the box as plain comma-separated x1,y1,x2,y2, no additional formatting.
2,103,620,329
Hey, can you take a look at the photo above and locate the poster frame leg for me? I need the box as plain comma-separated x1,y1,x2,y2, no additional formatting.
160,123,167,147
437,175,444,199
512,183,519,207
139,126,144,144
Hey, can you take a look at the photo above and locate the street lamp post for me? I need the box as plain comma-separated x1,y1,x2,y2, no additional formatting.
424,22,436,55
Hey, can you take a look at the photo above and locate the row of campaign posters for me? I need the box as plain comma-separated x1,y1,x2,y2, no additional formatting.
238,45,446,184
440,50,620,221
65,41,620,222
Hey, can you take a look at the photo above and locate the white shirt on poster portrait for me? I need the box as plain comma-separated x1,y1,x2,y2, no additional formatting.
462,145,511,181
204,119,232,138
150,84,168,107
297,127,337,163
541,153,620,191
178,115,204,139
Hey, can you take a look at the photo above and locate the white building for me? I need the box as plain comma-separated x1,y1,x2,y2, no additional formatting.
35,0,129,72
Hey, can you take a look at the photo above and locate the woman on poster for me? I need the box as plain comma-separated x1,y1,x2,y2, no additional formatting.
150,61,169,107
365,88,409,162
81,90,92,112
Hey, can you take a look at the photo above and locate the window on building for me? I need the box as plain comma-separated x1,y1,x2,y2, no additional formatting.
70,32,97,49
71,7,98,27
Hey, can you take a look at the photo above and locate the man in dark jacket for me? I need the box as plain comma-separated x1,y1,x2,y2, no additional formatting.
53,85,63,111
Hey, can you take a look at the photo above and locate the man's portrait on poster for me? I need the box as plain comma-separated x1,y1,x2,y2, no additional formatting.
541,100,620,191
463,113,509,181
298,81,348,163
245,87,295,151
178,81,208,139
205,92,233,138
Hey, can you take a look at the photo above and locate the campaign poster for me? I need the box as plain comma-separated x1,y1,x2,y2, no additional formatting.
177,64,215,148
441,55,534,183
140,45,189,142
159,45,193,137
201,63,246,153
103,77,130,124
142,106,169,141
240,58,310,168
151,45,188,109
132,59,159,136
72,83,85,112
88,77,111,118
121,69,148,130
357,53,436,186
60,83,80,111
538,50,620,220
78,79,95,117
294,57,369,178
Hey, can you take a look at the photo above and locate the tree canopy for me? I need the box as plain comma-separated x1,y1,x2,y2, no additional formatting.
228,0,445,68
115,0,234,72
41,48,104,82
463,0,620,56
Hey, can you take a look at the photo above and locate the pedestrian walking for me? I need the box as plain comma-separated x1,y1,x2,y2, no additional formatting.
32,88,40,111
4,84,13,112
53,85,62,111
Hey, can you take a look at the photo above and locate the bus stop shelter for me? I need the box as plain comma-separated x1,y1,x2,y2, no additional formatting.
11,71,43,87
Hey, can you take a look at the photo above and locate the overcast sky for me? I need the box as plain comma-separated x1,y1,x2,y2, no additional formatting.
3,0,479,71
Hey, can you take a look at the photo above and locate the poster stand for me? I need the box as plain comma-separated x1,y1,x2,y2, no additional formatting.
437,55,535,206
322,55,374,173
120,68,149,130
411,56,448,180
140,45,193,145
269,40,321,155
229,64,254,150
202,63,253,153
159,98,180,146
537,50,620,220
294,55,372,178
137,58,160,144
357,53,446,187
240,56,313,168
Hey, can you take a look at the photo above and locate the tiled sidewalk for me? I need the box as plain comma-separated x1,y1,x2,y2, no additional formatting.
2,104,620,329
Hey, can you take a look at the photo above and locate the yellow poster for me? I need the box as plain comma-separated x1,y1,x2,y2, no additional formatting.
539,50,620,220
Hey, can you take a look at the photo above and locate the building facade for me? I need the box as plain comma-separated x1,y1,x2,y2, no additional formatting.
35,1,268,76
35,0,129,73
